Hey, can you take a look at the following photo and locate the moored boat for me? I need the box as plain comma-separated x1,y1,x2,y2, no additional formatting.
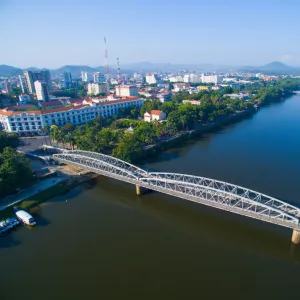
13,208,36,226
0,217,20,235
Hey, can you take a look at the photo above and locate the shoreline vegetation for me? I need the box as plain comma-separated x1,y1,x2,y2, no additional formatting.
1,77,299,218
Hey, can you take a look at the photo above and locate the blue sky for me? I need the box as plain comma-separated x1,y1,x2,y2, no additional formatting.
1,0,300,68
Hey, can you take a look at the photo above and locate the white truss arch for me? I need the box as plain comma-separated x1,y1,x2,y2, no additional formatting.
52,151,300,229
140,173,300,226
64,150,148,178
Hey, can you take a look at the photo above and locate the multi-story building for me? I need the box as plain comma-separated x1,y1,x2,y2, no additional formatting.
81,71,88,82
24,70,35,94
0,96,144,135
34,81,50,102
146,74,157,85
87,83,108,95
63,72,72,88
93,72,106,84
201,74,222,84
19,94,31,103
115,85,138,97
19,75,28,94
23,70,52,93
40,70,52,90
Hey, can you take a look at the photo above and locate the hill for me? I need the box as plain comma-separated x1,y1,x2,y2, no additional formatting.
240,61,296,74
0,65,23,77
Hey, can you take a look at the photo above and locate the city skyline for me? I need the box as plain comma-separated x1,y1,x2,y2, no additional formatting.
1,0,300,68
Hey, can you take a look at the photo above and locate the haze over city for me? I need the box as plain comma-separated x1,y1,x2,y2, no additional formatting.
1,0,300,68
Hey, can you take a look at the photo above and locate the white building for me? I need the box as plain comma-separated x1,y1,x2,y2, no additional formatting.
169,76,184,83
190,74,202,83
93,72,106,84
81,71,88,82
34,81,50,101
0,97,144,135
115,85,138,97
144,110,166,122
146,74,157,84
173,82,188,92
19,94,31,103
87,83,109,95
201,74,222,84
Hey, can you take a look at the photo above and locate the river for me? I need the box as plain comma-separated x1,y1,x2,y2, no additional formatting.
1,96,300,300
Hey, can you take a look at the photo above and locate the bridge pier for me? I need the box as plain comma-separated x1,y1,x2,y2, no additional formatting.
291,230,300,244
136,185,149,196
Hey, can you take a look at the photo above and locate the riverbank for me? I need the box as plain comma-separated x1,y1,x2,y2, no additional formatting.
138,107,256,163
138,93,298,164
0,168,99,219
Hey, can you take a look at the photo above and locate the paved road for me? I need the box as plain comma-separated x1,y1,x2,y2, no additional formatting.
0,176,65,211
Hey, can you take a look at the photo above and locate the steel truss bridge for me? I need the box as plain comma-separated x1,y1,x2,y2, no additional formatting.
53,150,300,231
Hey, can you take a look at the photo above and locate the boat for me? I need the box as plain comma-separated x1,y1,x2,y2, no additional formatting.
0,218,20,235
13,208,36,226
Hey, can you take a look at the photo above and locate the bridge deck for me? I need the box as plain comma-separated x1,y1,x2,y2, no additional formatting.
53,151,300,230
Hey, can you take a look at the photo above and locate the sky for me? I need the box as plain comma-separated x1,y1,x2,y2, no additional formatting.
1,0,300,68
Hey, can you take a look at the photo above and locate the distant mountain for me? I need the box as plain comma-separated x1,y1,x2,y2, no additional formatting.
240,61,296,74
122,61,223,72
0,65,23,76
52,65,98,77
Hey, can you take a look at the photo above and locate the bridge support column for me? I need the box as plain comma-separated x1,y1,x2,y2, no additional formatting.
136,185,149,196
292,230,300,244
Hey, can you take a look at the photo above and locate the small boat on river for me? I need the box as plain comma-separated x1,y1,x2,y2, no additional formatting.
0,218,20,235
14,208,36,226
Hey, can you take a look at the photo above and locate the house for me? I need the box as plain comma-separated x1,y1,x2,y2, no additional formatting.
173,83,188,92
144,110,166,122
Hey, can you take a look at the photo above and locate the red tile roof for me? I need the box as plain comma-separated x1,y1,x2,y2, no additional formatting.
150,110,163,115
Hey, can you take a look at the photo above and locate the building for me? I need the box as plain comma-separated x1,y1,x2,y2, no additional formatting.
40,70,52,90
23,70,52,93
93,72,106,84
87,83,109,95
201,74,222,84
0,96,144,135
24,70,35,93
173,83,188,92
81,71,88,82
115,85,138,97
34,81,50,102
63,72,72,88
182,100,200,105
146,74,157,85
197,85,211,91
183,75,190,83
157,92,172,103
144,110,166,122
190,74,202,83
19,94,31,103
19,75,28,94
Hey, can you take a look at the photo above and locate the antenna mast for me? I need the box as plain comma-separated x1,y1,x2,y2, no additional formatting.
117,57,122,84
104,37,110,78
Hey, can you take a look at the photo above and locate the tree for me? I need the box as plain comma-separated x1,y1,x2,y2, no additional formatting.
0,131,19,152
0,147,34,198
112,134,143,163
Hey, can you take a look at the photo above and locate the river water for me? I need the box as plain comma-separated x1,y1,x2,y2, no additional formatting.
1,96,300,300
